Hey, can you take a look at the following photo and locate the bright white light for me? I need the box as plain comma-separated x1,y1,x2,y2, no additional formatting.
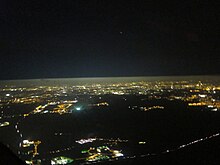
138,141,146,144
76,107,81,111
212,108,218,111
51,161,55,165
23,140,29,144
198,94,206,98
76,138,96,144
115,153,124,157
113,150,124,157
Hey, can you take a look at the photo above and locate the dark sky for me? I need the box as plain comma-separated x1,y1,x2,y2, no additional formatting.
0,0,219,80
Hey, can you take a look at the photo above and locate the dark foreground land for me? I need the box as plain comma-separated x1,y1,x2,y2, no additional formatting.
0,136,219,165
110,135,220,165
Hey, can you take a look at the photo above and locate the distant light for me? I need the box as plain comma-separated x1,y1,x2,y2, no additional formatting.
76,138,96,144
51,156,73,165
6,94,10,97
76,107,81,111
198,94,206,98
138,141,146,144
23,140,29,144
113,150,124,157
115,153,124,157
25,160,32,165
208,105,214,108
0,122,10,127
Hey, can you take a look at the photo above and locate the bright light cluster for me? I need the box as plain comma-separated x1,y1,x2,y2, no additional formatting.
76,138,96,144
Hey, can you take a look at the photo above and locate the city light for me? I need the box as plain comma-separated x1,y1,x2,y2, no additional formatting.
0,121,9,127
51,156,73,165
75,107,81,111
0,77,219,164
76,138,96,144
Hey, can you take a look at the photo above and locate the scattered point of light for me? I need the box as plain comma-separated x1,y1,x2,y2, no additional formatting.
138,141,146,144
0,121,9,127
76,138,96,144
198,94,206,98
76,107,81,111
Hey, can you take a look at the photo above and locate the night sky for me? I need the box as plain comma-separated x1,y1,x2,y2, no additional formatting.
0,1,219,80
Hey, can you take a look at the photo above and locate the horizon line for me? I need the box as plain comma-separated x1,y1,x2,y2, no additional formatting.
1,74,220,82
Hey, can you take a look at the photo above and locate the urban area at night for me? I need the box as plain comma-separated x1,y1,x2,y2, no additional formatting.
1,0,219,164
0,76,219,164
